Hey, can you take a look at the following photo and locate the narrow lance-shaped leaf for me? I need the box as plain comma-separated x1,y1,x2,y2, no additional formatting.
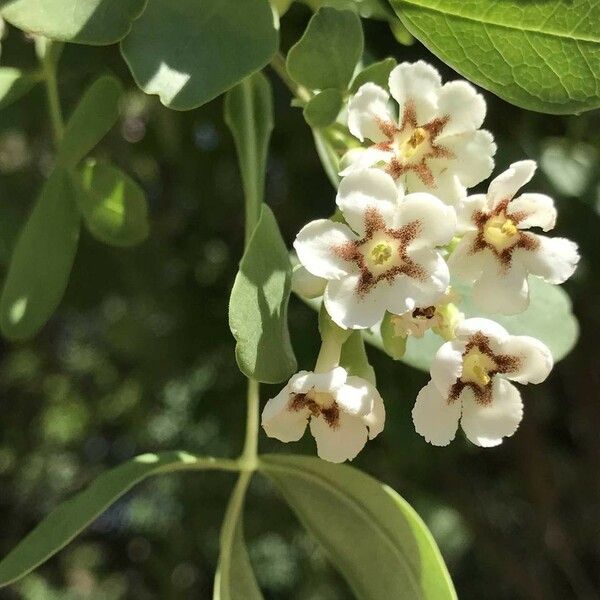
214,473,263,600
75,159,150,247
391,0,600,114
0,451,228,588
120,0,278,110
229,205,296,383
0,68,41,110
224,72,273,242
0,169,80,341
57,75,122,169
287,7,364,90
0,0,147,45
260,455,457,600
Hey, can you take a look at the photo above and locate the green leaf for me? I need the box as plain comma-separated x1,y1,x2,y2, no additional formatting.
214,473,263,600
287,7,363,90
340,330,376,385
380,311,406,360
57,75,122,170
224,73,274,242
365,277,579,372
313,129,342,188
303,88,344,128
229,204,297,383
391,0,600,114
0,68,40,110
0,169,80,341
120,0,278,110
260,455,457,600
0,0,147,45
350,57,397,92
0,452,230,588
75,159,150,247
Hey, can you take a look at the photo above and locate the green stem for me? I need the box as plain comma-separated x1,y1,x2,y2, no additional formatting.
41,41,64,144
157,456,241,473
269,52,312,104
314,328,343,373
241,378,260,470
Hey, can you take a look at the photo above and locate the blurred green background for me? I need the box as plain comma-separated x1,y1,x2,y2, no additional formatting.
0,5,599,599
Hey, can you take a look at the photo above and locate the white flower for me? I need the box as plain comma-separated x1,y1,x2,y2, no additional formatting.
448,160,580,314
412,318,553,447
262,367,385,463
291,264,327,299
343,61,496,205
294,168,457,329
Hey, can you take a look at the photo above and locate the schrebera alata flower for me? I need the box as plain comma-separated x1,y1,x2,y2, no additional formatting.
262,367,385,463
412,318,553,447
294,168,457,329
342,61,496,205
448,160,580,314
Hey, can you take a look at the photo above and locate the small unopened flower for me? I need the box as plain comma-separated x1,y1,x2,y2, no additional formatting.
343,61,496,204
262,367,385,463
449,160,580,314
412,318,553,447
292,264,327,299
294,168,456,329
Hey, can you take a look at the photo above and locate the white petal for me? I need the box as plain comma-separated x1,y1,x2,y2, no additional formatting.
402,247,450,305
336,168,399,235
447,233,490,281
403,168,466,206
310,411,368,463
334,376,377,416
455,194,487,233
455,318,510,344
460,379,523,447
430,340,464,395
441,130,496,188
500,336,553,385
292,264,327,298
262,386,308,443
472,261,530,315
289,367,348,394
412,380,461,446
340,146,393,176
294,219,356,280
517,235,579,285
488,160,536,208
437,80,486,137
363,388,386,439
324,274,388,329
507,193,556,232
347,82,394,143
398,193,457,247
389,61,441,123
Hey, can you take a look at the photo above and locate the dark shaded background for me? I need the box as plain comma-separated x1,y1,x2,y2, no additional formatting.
0,5,599,599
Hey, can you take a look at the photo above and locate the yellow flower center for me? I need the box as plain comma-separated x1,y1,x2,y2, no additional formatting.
461,348,496,387
370,242,393,265
483,214,519,251
399,127,428,159
307,390,335,409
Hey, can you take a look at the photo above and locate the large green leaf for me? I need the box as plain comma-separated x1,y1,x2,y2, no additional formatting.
75,159,149,247
224,73,274,243
57,75,122,170
0,0,147,45
366,277,579,372
120,0,278,110
0,169,80,341
0,68,40,110
229,205,297,383
214,472,263,600
391,0,600,114
287,7,364,90
260,455,457,600
0,451,231,588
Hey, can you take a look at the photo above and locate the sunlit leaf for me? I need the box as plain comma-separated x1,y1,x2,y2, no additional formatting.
0,452,229,588
57,75,122,170
0,0,147,45
0,68,40,110
287,7,363,91
260,455,457,600
0,169,80,341
229,204,297,383
224,72,273,242
380,311,406,360
74,159,149,247
303,88,344,128
391,0,600,114
121,0,278,110
214,473,263,600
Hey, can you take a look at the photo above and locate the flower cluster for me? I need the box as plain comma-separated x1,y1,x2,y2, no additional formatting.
263,61,579,461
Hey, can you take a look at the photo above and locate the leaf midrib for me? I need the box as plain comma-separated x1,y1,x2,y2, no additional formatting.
398,0,600,43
